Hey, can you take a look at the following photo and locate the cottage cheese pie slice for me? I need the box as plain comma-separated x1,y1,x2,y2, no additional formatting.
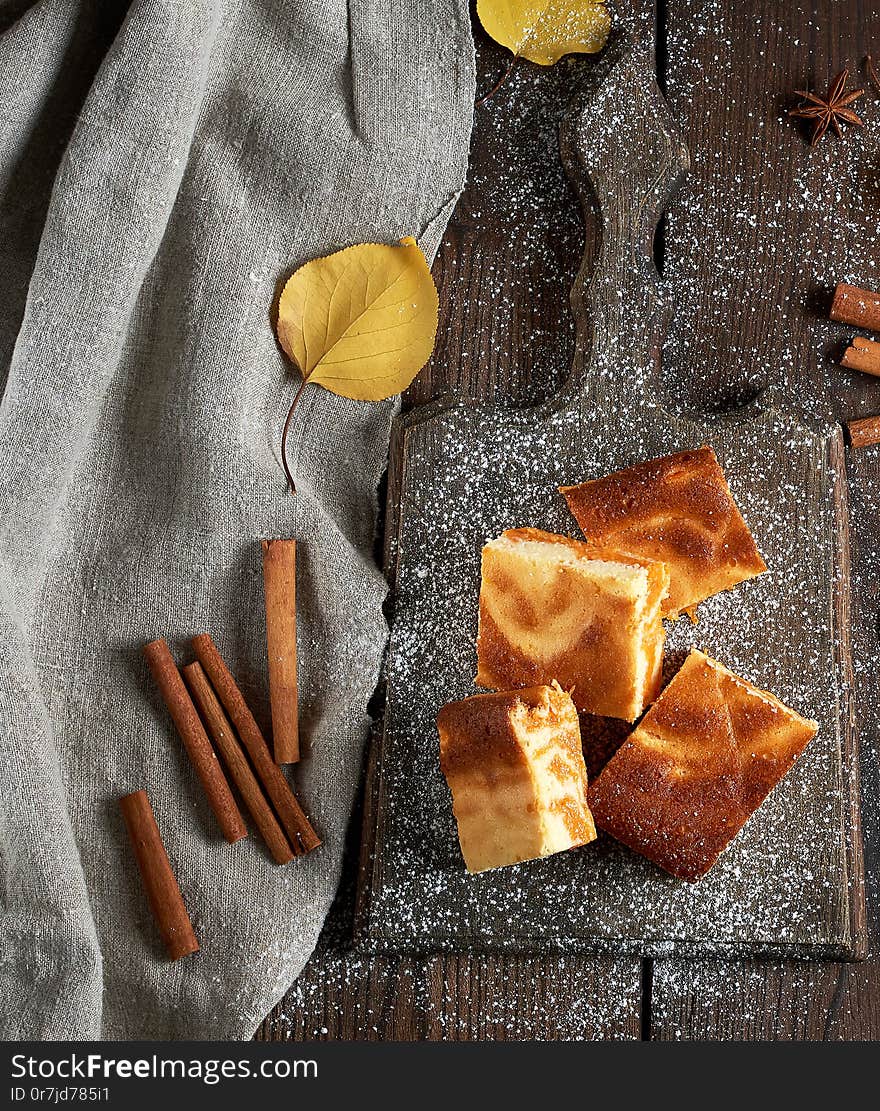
560,446,766,618
476,527,669,721
588,648,818,881
438,682,596,873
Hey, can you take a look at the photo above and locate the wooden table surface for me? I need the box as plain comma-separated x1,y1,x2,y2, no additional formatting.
259,2,880,1040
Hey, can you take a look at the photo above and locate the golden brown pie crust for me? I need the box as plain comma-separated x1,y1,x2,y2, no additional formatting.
588,649,818,881
560,446,767,618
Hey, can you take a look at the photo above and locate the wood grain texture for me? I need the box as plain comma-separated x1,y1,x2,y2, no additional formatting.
259,948,641,1041
425,954,641,1040
649,0,880,1039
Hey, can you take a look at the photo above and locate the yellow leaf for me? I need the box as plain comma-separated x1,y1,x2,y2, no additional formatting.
477,0,610,66
276,236,439,402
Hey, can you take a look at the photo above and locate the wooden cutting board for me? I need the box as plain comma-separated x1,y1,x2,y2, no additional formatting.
356,40,866,959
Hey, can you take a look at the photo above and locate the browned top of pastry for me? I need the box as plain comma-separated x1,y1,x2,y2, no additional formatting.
588,649,818,881
438,682,596,862
475,528,668,721
438,682,578,778
560,446,767,617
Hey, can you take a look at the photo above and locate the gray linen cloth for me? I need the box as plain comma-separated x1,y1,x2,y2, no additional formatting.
0,0,474,1039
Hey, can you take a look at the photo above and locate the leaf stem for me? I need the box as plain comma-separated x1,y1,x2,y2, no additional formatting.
281,377,309,495
477,55,517,107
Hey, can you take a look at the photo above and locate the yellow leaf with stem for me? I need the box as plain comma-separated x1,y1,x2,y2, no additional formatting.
477,0,610,66
275,236,438,491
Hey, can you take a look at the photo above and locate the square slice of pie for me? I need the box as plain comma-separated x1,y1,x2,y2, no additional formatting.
588,648,818,881
476,527,669,721
560,446,767,618
438,682,597,873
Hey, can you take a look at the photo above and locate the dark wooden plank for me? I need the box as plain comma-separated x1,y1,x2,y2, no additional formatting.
259,949,641,1041
259,955,431,1041
651,960,880,1041
425,954,641,1040
651,0,880,1038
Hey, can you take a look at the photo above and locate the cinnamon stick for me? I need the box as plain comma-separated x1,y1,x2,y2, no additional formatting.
143,638,247,844
119,790,199,960
190,633,321,855
841,335,880,378
847,415,880,448
262,539,300,764
830,282,880,331
183,661,294,865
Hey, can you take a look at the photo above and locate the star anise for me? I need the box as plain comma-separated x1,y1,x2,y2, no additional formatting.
789,69,865,146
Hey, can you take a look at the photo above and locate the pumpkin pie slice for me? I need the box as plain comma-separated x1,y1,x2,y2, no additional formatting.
438,682,596,873
560,446,767,618
588,648,818,881
476,527,669,721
